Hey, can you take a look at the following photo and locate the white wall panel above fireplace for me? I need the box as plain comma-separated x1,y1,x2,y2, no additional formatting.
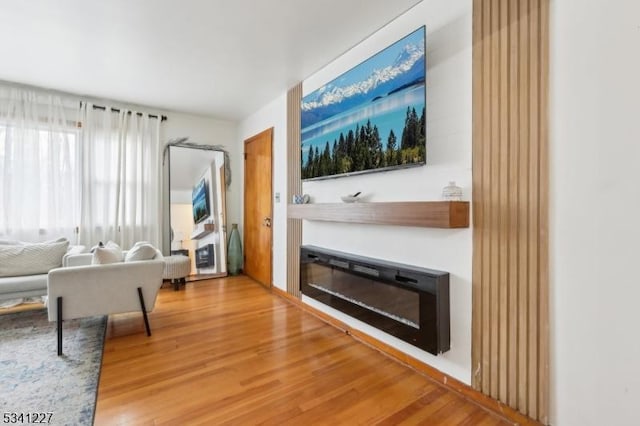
301,0,473,384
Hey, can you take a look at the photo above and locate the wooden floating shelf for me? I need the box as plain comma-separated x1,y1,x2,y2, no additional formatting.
287,201,469,229
190,223,215,239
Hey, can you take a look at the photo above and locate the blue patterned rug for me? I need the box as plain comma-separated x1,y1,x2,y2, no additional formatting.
0,309,106,426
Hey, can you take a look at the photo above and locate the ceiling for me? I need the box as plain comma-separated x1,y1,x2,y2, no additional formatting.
169,146,223,192
0,0,422,121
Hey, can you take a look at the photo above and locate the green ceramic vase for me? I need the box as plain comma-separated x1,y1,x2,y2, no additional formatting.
227,223,242,275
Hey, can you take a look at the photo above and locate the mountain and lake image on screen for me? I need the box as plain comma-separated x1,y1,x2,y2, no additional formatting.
301,26,426,180
192,178,211,224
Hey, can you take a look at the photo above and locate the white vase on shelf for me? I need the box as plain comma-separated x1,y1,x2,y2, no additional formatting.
442,181,463,201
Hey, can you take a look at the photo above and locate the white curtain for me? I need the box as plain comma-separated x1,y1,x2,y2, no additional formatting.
78,103,162,249
0,86,80,242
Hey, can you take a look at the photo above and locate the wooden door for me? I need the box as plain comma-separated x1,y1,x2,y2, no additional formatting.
243,128,273,288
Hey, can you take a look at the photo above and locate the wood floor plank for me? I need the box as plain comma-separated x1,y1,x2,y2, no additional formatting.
94,276,512,425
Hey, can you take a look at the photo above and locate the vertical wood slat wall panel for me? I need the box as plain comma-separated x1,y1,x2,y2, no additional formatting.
470,0,483,403
286,83,303,298
507,0,520,409
471,0,548,423
480,0,492,394
517,0,530,413
527,1,540,419
538,0,550,419
497,0,509,405
489,0,500,401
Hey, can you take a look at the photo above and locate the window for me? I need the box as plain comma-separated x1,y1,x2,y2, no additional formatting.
0,123,80,241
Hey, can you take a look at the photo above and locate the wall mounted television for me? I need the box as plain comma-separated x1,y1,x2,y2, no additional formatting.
192,178,210,224
301,26,426,181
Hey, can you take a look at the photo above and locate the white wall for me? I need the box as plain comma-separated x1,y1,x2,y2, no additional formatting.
239,0,473,383
195,162,225,274
170,203,196,272
549,1,640,425
238,94,288,290
170,157,227,273
208,0,640,422
213,153,228,271
302,0,472,384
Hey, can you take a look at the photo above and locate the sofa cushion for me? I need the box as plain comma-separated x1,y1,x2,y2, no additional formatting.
92,241,123,265
62,253,93,267
0,237,66,246
0,240,69,277
125,243,158,262
0,274,47,293
66,245,87,255
0,239,23,245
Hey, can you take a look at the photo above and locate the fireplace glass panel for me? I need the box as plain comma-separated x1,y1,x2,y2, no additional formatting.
305,263,420,329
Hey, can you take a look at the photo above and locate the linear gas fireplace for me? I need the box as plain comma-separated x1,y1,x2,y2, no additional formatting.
195,244,215,268
300,245,450,355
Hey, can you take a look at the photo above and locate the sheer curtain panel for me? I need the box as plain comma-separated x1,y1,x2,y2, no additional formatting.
79,103,162,249
0,87,80,242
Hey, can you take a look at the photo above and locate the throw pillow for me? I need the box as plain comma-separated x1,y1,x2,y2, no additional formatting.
90,241,105,253
46,237,68,244
66,245,87,255
0,240,70,277
92,241,123,265
124,243,158,262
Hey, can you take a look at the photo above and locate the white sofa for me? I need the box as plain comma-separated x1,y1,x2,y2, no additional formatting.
47,248,164,355
0,274,48,302
0,239,74,303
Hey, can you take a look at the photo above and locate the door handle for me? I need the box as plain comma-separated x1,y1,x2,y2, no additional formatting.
263,217,272,227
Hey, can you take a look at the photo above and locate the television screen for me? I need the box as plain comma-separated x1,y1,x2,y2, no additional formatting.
301,26,426,181
192,178,210,224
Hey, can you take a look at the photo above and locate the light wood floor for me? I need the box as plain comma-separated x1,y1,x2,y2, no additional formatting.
94,276,511,425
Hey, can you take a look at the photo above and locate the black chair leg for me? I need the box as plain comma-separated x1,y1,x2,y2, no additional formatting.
57,296,63,356
137,287,152,336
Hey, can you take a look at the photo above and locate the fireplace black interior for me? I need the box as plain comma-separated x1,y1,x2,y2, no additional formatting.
195,244,215,268
300,245,450,355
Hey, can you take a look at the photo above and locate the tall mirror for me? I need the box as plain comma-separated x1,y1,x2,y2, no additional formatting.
166,144,228,280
